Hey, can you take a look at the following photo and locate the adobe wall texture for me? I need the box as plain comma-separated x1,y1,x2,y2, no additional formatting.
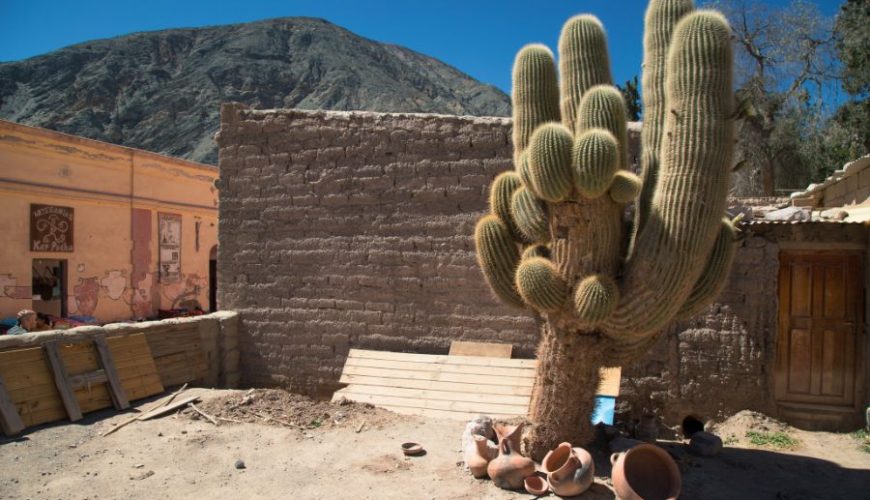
217,106,865,427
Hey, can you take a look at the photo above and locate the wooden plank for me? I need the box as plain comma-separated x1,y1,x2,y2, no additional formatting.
43,342,82,421
340,365,534,387
339,373,533,396
333,383,532,407
363,402,518,421
94,336,129,410
137,394,200,421
333,389,528,415
449,341,512,358
347,349,536,368
70,370,108,390
0,375,25,436
598,367,621,397
345,357,535,378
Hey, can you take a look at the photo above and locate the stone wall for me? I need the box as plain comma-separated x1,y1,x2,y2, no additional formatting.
216,106,866,427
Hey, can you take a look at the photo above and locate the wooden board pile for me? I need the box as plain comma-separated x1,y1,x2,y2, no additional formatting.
332,344,621,420
0,330,207,436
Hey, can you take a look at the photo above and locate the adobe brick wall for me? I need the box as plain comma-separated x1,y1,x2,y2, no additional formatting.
216,106,866,427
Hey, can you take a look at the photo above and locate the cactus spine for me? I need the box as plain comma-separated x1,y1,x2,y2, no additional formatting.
471,0,737,459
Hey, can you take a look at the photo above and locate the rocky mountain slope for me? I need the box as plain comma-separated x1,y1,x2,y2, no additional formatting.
0,17,510,164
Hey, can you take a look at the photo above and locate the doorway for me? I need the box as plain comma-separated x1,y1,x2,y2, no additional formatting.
776,251,864,430
208,245,217,312
32,259,67,318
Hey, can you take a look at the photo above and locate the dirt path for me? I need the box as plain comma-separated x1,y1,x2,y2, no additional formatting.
1,389,867,499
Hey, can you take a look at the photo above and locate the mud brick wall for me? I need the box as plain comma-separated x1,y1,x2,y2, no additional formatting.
216,105,864,427
216,106,540,395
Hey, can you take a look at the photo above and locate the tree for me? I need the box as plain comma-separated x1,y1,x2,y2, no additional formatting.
616,76,641,121
709,0,839,195
835,0,870,96
475,0,737,460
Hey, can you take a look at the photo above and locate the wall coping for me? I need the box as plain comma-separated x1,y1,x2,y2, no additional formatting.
0,311,238,350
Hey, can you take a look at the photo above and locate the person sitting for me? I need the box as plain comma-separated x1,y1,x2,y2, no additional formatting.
7,309,37,335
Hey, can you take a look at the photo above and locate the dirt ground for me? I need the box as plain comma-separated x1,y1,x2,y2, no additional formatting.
1,388,868,500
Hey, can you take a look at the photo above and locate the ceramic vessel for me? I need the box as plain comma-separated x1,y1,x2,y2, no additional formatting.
611,443,681,500
523,474,550,496
465,434,498,478
542,442,594,497
486,422,535,490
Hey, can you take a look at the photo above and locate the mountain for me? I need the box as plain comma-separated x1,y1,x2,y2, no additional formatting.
0,17,510,165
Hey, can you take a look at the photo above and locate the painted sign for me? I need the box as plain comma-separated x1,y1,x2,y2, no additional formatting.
31,204,74,252
158,213,182,282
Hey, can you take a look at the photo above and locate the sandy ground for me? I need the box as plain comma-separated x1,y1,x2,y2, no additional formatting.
1,388,868,500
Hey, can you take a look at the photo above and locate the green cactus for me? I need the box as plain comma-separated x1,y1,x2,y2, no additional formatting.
573,274,619,327
676,217,738,319
512,45,560,165
609,171,643,204
471,0,737,460
559,15,613,134
489,172,525,241
634,0,696,247
511,187,550,243
573,129,619,199
516,257,567,312
527,123,575,202
576,85,629,170
474,215,523,308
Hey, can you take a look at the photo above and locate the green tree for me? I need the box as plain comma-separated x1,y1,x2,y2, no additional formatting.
709,0,838,195
616,76,642,121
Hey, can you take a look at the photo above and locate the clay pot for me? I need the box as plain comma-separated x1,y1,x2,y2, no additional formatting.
487,422,535,490
611,444,681,500
524,474,550,496
542,442,595,497
465,434,498,478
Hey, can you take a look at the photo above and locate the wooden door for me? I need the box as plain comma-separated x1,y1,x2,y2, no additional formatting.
776,252,863,409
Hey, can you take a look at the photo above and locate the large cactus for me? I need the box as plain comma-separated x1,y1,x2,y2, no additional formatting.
473,0,739,460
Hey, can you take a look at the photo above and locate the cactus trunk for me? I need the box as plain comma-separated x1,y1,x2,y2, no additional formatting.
525,323,602,461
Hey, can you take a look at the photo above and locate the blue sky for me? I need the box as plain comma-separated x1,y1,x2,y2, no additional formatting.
0,0,845,94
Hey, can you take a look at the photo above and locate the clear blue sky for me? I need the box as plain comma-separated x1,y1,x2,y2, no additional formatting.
0,0,844,94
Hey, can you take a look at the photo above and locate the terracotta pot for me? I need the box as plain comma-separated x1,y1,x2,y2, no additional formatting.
524,474,550,496
542,442,595,497
611,444,681,500
465,434,498,478
487,422,535,490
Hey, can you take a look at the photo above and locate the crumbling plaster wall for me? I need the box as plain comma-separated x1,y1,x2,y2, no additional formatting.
217,106,863,425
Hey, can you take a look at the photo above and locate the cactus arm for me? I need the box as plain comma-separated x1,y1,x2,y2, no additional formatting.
474,215,524,308
573,129,620,199
516,257,568,312
512,45,560,164
609,171,642,204
633,0,696,252
601,10,734,342
559,15,614,134
676,217,738,319
489,172,526,242
511,187,550,243
527,123,575,202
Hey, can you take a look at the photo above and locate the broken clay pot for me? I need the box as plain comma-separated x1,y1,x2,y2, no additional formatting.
523,474,550,496
611,443,681,500
542,442,595,497
487,422,535,490
465,434,498,478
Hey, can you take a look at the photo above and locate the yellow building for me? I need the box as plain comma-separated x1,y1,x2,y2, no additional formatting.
0,120,218,325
